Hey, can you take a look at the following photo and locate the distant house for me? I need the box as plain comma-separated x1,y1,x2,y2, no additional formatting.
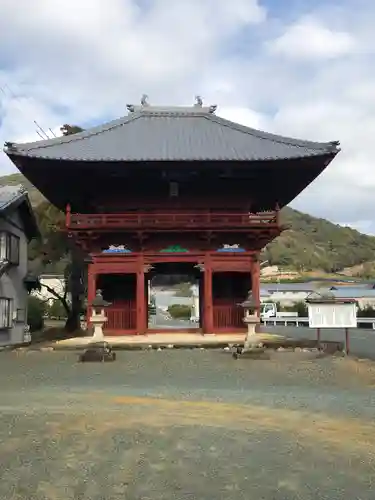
315,287,375,309
260,281,375,307
260,283,319,306
0,185,39,346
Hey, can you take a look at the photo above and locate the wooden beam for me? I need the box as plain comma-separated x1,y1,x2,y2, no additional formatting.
203,254,214,333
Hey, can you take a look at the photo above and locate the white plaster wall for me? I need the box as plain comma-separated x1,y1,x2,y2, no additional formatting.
0,211,28,346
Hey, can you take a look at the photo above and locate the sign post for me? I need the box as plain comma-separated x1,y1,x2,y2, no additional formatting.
305,292,357,355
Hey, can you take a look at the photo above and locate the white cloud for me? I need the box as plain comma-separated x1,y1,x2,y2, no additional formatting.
268,16,357,60
1,0,375,234
0,0,266,140
217,107,265,129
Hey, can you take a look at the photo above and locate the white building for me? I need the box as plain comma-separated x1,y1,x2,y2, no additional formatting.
0,186,39,346
261,281,375,309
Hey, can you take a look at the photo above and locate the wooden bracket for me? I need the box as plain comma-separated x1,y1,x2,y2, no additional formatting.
144,264,154,273
194,263,205,272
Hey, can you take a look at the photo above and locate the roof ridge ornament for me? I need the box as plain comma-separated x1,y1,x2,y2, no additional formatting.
195,95,203,107
141,94,149,106
3,141,17,151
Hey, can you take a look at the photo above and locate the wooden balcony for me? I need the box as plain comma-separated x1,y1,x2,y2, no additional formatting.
66,210,280,231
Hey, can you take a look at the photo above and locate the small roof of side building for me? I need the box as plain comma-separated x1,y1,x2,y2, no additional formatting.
0,185,39,241
331,288,375,299
3,103,340,163
262,283,319,293
308,288,375,300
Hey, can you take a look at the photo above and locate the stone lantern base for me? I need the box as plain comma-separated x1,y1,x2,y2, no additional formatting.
79,341,116,362
243,313,262,352
91,312,107,341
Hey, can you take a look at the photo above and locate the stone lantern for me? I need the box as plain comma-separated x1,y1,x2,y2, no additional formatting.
90,290,111,341
239,291,261,351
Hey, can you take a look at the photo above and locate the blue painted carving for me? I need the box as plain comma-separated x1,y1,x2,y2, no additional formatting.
103,245,132,254
217,244,246,253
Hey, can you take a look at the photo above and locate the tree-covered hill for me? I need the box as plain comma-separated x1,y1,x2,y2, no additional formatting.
263,207,375,275
1,171,375,276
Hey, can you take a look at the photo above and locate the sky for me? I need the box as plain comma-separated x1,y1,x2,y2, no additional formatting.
0,0,374,233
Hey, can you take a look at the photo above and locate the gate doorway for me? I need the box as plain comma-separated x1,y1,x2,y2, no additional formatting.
147,262,201,331
97,273,137,333
212,272,251,331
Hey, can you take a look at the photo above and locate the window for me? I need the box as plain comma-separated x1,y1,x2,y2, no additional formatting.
16,308,26,323
0,233,7,260
9,234,20,265
0,298,12,329
0,232,20,265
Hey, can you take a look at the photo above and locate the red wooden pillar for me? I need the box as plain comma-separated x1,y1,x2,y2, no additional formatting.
203,257,214,334
251,256,261,316
65,203,71,228
86,263,97,326
136,260,146,335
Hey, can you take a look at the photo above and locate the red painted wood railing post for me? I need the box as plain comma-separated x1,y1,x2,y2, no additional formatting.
203,256,214,334
136,260,146,335
275,203,280,225
66,203,71,228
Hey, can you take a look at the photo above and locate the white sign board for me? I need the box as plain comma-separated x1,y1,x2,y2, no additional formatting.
307,302,357,329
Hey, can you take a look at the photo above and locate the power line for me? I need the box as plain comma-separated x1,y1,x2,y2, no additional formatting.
34,120,49,140
0,82,54,140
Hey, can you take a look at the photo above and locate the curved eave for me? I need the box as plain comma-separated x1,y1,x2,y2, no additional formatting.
5,149,339,164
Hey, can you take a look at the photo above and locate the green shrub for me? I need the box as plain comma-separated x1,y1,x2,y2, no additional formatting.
168,304,192,319
47,299,68,319
27,296,45,332
357,305,375,317
293,301,308,317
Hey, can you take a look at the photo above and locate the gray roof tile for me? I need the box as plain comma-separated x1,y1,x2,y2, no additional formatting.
262,283,319,292
4,106,340,162
331,289,375,299
0,185,26,211
0,184,39,239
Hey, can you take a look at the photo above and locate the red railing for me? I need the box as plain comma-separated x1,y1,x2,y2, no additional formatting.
213,303,244,329
66,209,279,230
105,303,136,331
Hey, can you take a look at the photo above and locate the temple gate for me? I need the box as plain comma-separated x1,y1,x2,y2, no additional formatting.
4,96,339,335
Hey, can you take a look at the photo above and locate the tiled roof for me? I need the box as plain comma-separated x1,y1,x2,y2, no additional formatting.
0,185,27,211
262,283,319,292
4,105,340,163
331,289,375,299
330,284,375,291
0,184,39,239
260,283,375,297
307,288,375,299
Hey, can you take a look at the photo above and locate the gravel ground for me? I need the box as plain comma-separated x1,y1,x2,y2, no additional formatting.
1,349,375,499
